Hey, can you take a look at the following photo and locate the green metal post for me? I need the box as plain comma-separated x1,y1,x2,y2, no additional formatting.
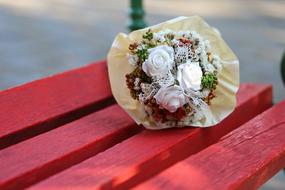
128,0,147,31
281,51,285,86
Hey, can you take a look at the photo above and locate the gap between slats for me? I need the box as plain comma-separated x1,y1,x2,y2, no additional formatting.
0,105,143,190
0,60,114,149
0,97,115,150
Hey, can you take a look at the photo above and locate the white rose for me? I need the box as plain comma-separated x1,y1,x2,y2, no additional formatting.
177,61,203,91
142,45,174,77
154,85,187,113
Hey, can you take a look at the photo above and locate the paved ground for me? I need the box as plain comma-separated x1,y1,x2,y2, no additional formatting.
0,0,284,189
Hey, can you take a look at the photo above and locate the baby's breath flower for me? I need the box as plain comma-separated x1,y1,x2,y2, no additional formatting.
153,33,166,43
127,53,139,66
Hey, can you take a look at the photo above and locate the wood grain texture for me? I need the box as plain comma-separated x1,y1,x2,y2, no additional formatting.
0,60,113,149
134,101,285,190
27,84,272,190
0,104,142,190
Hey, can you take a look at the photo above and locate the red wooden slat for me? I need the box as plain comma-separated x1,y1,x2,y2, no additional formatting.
134,100,285,190
27,84,272,190
0,60,112,149
0,104,142,190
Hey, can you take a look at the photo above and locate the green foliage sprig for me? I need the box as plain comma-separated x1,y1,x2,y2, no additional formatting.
136,48,149,62
142,29,153,41
201,73,218,89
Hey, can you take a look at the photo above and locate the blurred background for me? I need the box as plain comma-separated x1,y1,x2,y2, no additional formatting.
0,0,284,189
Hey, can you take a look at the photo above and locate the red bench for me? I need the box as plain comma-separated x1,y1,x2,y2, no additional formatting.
0,60,284,190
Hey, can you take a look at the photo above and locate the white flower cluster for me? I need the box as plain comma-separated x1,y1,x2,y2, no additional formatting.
127,30,223,126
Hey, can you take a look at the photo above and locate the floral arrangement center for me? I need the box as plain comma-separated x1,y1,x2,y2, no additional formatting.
126,29,222,127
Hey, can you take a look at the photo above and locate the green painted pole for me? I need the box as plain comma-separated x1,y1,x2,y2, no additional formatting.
281,51,285,86
128,0,147,31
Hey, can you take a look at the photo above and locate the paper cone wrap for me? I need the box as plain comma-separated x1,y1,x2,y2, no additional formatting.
107,16,239,129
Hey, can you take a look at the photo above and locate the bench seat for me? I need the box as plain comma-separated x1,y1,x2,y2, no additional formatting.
1,60,283,190
134,100,285,190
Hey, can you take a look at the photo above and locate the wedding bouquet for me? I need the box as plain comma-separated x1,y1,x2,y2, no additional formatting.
108,16,239,129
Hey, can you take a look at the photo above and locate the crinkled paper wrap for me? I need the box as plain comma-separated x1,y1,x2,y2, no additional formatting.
107,16,239,130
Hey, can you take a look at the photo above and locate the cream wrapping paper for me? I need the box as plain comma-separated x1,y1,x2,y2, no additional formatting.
107,16,239,129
